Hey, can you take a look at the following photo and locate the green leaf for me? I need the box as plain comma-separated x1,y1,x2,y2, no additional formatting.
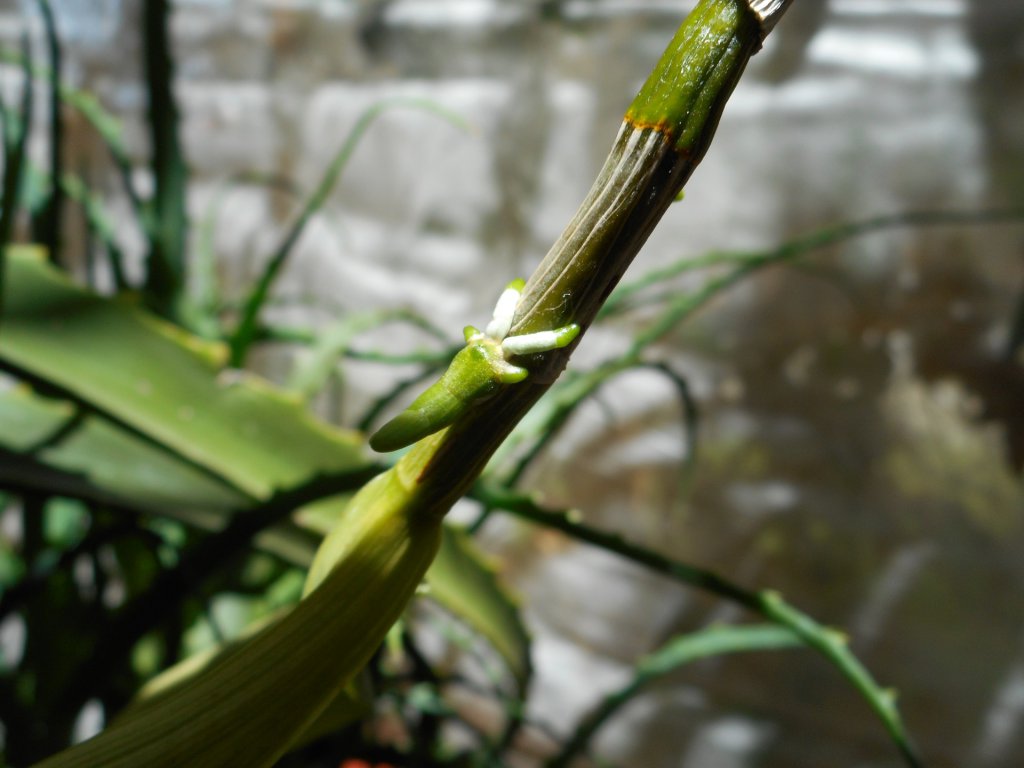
424,524,531,692
0,248,367,500
0,386,247,514
129,606,373,747
35,470,444,768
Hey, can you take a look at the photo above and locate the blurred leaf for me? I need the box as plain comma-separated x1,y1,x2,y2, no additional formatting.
424,525,531,692
0,386,247,514
36,464,442,768
0,248,368,500
297,504,531,690
288,309,454,402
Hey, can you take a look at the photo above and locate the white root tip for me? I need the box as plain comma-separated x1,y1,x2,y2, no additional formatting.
502,330,560,356
485,286,522,340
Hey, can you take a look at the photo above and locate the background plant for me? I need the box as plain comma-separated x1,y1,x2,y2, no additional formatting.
1,1,1022,767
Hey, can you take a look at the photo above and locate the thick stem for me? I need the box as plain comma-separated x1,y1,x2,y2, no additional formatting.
410,0,769,508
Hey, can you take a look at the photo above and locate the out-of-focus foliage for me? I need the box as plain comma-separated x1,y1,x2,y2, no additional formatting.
1,2,1021,767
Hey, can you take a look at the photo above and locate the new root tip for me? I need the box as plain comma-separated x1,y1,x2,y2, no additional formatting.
485,282,524,340
501,324,580,356
744,0,794,37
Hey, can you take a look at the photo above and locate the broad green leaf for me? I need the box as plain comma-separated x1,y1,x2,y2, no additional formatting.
0,383,352,570
425,524,532,692
131,605,373,745
299,509,532,689
0,248,367,500
0,386,246,514
37,466,444,768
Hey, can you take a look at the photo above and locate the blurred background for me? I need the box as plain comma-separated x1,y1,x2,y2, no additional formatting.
2,0,1023,766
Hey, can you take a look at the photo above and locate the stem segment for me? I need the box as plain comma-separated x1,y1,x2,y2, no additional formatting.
417,0,771,503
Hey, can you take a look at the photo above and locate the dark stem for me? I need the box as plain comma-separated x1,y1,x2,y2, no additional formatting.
34,0,63,265
142,0,188,319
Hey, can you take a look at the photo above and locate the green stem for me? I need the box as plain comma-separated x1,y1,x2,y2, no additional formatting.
488,206,1024,501
414,0,769,511
474,484,923,768
228,98,468,367
34,0,63,265
546,625,802,768
142,0,188,319
59,172,129,290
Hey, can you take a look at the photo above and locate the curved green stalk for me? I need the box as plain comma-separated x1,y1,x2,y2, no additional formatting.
61,87,146,242
605,207,1024,325
228,98,470,367
191,172,301,337
467,359,699,534
547,624,802,768
473,484,923,768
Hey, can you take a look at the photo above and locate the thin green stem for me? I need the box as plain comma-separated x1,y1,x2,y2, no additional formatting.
33,0,63,265
228,98,469,367
142,0,188,318
546,625,802,768
605,207,1024,319
191,172,301,337
261,324,456,366
60,84,146,239
59,172,129,289
473,484,923,768
0,45,172,263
